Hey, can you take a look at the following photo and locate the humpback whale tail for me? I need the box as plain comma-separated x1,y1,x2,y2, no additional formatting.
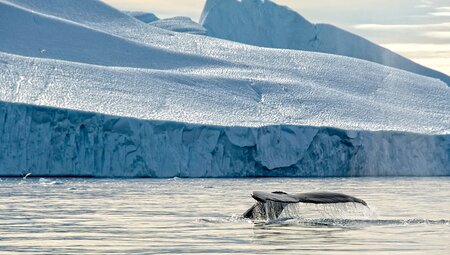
243,191,368,220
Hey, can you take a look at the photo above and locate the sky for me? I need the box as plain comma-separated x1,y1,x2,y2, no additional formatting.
104,0,450,75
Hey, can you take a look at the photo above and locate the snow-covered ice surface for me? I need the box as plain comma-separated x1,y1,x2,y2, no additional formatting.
200,0,450,86
0,1,220,69
0,0,449,177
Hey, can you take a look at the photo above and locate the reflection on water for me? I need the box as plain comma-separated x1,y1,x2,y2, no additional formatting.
0,177,449,254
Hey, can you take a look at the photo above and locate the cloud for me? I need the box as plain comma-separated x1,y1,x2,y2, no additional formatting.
415,4,432,8
436,7,450,11
381,43,450,75
430,11,450,16
424,31,450,39
416,0,433,8
382,43,450,52
353,22,450,30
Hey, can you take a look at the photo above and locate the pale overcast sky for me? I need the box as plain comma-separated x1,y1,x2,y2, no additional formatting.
104,0,450,75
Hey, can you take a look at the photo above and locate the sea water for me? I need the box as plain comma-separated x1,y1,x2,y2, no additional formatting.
0,177,449,254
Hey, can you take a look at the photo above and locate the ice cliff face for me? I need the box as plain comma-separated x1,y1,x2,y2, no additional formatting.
0,0,448,177
1,102,448,177
200,0,450,86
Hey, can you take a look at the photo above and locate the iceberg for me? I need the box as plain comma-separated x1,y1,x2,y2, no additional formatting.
127,12,206,35
0,0,448,177
127,11,159,23
149,17,207,35
200,0,450,86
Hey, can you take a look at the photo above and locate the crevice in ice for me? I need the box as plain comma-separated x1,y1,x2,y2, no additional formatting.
309,25,321,50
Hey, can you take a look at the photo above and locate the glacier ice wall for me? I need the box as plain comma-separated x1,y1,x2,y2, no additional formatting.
1,102,448,178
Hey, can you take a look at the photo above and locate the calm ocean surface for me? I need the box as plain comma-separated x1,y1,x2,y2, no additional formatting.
0,177,449,254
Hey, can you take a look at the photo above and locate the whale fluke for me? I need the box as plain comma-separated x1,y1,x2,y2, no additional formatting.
252,191,368,206
244,191,368,220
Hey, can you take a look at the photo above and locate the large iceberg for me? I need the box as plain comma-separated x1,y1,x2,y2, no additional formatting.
0,0,448,177
200,0,450,86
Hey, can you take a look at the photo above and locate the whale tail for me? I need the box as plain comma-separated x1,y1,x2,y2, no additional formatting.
243,191,368,220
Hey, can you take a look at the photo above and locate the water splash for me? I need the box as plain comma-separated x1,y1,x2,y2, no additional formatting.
279,202,376,220
254,203,449,227
197,214,250,224
261,218,450,228
38,178,65,186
